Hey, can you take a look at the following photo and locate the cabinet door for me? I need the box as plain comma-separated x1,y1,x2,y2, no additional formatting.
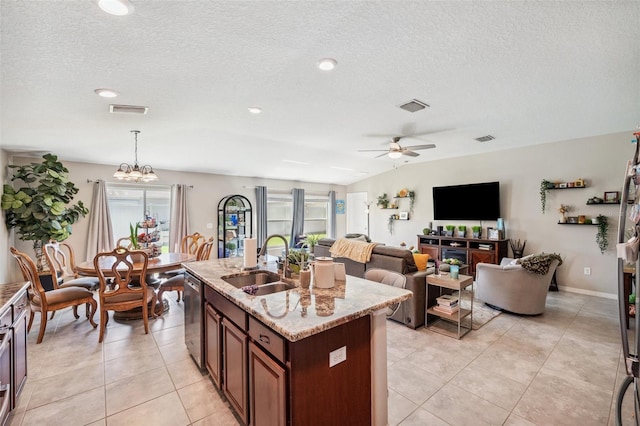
12,310,27,406
0,327,11,413
205,304,222,388
420,246,440,261
469,250,496,275
223,319,248,424
249,341,286,426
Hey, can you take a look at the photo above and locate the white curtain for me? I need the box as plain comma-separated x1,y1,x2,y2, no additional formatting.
85,180,114,261
169,184,190,253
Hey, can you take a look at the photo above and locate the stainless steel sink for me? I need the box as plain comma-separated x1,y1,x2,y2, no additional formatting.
222,270,281,288
253,282,296,296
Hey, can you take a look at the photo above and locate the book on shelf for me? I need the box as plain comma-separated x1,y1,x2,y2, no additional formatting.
436,294,459,306
433,305,460,314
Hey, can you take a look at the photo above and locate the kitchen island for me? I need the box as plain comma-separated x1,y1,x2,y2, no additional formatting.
184,258,412,426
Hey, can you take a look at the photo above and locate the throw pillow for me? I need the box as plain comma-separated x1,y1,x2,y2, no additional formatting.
412,253,430,271
517,253,563,275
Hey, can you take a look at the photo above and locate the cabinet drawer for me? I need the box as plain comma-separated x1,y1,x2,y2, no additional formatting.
249,317,285,363
12,292,28,322
0,309,11,334
205,286,247,331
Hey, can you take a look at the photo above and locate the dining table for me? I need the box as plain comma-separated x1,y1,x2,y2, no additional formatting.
76,252,196,318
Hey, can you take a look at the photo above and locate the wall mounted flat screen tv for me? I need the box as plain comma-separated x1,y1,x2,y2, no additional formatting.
433,181,500,221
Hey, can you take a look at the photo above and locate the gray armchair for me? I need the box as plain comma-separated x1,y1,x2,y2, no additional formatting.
475,257,560,315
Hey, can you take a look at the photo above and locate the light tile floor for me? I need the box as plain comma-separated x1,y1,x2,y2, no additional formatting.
6,290,635,425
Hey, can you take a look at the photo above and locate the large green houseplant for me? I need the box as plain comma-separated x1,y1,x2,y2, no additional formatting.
1,154,89,272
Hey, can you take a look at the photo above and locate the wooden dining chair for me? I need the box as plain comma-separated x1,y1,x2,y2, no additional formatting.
10,247,97,344
182,232,206,255
116,237,133,249
93,247,157,343
158,238,214,303
44,240,100,291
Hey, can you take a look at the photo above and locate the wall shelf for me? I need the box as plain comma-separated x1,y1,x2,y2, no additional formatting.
557,222,597,225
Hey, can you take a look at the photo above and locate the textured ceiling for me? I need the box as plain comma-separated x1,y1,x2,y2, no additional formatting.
1,1,639,185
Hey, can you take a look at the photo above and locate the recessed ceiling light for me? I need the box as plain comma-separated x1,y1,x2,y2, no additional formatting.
317,58,337,71
248,107,262,114
94,88,118,98
98,0,134,16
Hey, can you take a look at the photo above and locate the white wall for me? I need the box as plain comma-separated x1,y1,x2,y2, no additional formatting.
2,157,346,282
347,131,634,297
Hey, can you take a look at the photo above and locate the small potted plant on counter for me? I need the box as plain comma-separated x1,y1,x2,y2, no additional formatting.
472,226,482,238
445,225,455,236
457,225,466,238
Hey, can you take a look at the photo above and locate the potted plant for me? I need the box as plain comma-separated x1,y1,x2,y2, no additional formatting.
557,204,571,223
445,225,455,236
457,225,466,238
376,193,389,209
472,226,482,238
2,154,88,279
540,179,554,213
286,250,309,274
388,215,395,234
595,214,609,254
422,227,431,235
302,234,322,253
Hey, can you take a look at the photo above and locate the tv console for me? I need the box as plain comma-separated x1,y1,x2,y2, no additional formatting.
417,235,509,277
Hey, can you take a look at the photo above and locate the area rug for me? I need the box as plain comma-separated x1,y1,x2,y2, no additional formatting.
457,288,502,330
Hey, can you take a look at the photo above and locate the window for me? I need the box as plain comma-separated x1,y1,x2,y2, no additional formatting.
265,192,328,256
106,184,171,252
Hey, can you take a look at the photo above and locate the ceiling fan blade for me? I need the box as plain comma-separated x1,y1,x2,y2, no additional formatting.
358,149,389,152
402,151,420,157
402,144,436,151
375,152,390,158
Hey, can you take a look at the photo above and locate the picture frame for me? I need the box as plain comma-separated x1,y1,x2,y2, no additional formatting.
567,216,578,224
399,211,408,220
488,228,500,240
604,191,619,203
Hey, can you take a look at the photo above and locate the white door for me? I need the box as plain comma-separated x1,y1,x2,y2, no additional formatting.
346,192,368,235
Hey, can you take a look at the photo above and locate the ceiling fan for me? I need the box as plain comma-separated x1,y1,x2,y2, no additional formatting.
358,136,436,159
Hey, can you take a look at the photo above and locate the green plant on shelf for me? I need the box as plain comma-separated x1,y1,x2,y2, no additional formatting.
540,179,554,213
595,214,608,254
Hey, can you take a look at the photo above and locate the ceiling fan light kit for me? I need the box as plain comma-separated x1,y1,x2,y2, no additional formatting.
359,135,436,159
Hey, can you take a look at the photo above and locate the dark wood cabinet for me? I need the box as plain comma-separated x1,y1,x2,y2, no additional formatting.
12,309,27,407
205,304,222,388
248,341,286,426
418,235,508,276
223,318,249,424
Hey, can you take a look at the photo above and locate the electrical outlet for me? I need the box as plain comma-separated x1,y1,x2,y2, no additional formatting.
206,223,213,229
584,267,591,275
329,346,346,367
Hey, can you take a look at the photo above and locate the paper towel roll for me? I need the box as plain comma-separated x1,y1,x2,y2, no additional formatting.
244,238,257,268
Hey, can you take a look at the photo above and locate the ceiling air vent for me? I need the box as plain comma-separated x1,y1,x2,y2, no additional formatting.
475,135,495,142
109,104,148,114
398,99,429,113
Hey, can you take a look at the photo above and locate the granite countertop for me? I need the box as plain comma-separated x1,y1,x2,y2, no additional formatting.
184,258,413,342
0,281,29,311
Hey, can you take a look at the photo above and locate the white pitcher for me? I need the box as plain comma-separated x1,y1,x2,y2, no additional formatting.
312,257,335,288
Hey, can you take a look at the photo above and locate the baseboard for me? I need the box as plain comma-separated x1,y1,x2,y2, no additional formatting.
558,285,617,300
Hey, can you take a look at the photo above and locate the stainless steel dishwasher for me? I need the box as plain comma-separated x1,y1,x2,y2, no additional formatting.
184,272,204,370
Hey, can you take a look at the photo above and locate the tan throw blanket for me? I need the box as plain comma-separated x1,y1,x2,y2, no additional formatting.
329,238,378,263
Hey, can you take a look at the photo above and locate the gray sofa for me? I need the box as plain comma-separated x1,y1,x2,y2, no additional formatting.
315,238,436,329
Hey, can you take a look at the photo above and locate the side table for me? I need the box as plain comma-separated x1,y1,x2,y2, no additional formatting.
426,273,474,339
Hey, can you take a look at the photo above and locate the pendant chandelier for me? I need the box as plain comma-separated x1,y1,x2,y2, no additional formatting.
113,130,158,182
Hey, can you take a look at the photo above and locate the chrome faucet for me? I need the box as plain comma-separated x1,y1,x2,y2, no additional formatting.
258,234,289,279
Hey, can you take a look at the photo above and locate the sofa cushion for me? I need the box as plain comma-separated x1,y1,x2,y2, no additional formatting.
412,253,430,271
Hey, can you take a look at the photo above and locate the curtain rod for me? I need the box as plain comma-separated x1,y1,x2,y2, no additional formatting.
87,179,193,188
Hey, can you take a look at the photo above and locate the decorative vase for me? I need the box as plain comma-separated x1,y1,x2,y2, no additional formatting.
559,214,567,223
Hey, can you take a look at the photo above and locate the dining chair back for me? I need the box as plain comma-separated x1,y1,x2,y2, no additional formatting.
116,237,133,249
10,247,97,344
196,237,215,261
93,247,157,342
181,232,205,255
44,240,100,291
